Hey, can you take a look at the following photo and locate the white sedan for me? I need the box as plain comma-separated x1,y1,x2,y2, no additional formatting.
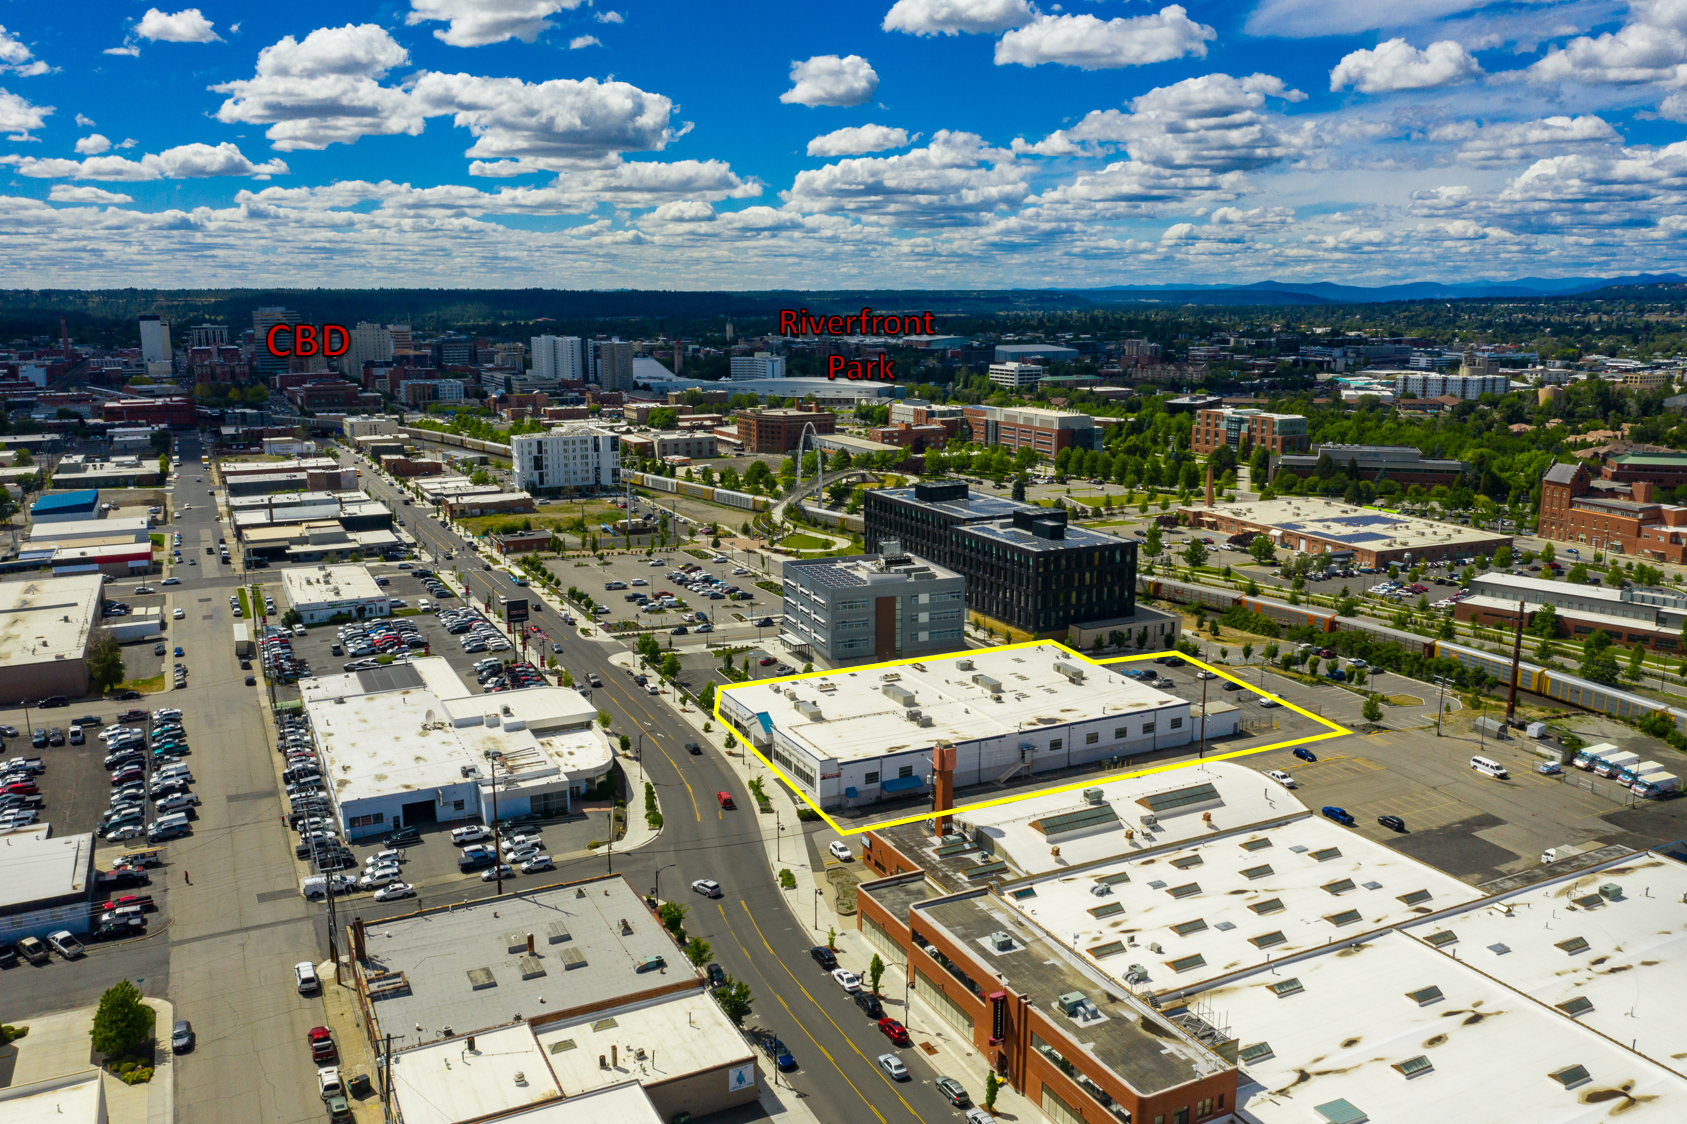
692,878,722,898
172,608,185,620
372,882,415,902
832,968,862,993
1264,770,1297,789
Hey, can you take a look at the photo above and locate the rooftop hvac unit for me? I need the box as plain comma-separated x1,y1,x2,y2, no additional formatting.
1090,883,1111,897
884,683,917,706
1140,813,1158,827
1057,992,1089,1016
904,708,922,723
1083,788,1104,804
795,700,824,720
955,658,975,671
990,931,1015,952
1054,662,1086,684
972,673,1002,693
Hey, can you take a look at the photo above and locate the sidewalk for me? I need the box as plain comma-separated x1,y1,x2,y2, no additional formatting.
2,997,176,1124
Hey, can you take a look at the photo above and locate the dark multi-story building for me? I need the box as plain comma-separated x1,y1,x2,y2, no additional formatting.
864,481,1136,636
1270,443,1466,487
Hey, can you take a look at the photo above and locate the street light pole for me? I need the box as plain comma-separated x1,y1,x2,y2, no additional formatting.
814,888,822,931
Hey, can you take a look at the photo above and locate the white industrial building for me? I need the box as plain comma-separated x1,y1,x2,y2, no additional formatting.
1390,371,1510,399
988,361,1044,389
342,415,398,439
0,831,97,942
301,659,615,839
532,334,585,383
719,644,1238,810
0,574,105,702
280,563,391,624
511,424,620,495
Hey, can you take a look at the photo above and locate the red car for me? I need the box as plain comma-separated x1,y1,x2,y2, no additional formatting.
716,791,735,809
2,782,38,795
307,1026,337,1063
878,1017,911,1046
100,895,156,913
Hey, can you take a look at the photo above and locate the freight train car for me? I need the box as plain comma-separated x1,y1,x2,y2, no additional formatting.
1332,616,1436,657
1238,595,1337,633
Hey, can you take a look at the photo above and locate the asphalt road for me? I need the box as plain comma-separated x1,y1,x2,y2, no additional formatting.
342,448,969,1124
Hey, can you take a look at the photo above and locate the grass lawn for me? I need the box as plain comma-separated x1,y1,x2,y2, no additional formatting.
1385,694,1425,706
237,588,251,616
458,501,623,538
779,533,835,550
119,674,165,694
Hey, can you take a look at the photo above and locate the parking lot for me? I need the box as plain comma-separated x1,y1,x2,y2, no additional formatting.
540,547,776,640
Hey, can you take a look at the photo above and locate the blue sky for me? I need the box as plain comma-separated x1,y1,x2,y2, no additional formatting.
2,1,1686,288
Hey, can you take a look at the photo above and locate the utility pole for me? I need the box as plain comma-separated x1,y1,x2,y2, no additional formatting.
485,751,504,896
381,1032,394,1123
1198,670,1210,758
1505,598,1525,724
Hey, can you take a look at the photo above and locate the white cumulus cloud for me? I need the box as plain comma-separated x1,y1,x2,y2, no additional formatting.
75,113,96,127
0,86,52,136
784,130,1028,225
211,24,423,150
49,185,134,204
1529,1,1687,86
595,11,625,23
1428,114,1621,165
1330,38,1483,93
103,46,141,57
1,141,288,181
75,133,112,154
569,35,601,49
0,24,48,76
881,0,1035,36
779,55,879,107
410,73,683,165
136,8,222,43
994,7,1215,70
406,1,590,47
807,124,913,156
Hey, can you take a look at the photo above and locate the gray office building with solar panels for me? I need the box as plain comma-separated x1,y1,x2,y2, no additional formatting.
780,545,966,668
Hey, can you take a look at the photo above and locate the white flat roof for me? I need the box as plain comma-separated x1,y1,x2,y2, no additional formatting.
280,563,386,608
25,516,149,543
505,1083,663,1124
302,661,612,802
0,573,103,669
955,761,1318,875
724,644,1184,764
0,1070,105,1124
534,991,754,1096
1198,929,1687,1124
1401,853,1687,1075
391,1024,561,1124
0,831,94,909
1195,496,1510,552
1004,810,1481,994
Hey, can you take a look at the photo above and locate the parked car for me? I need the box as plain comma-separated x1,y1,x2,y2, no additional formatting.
878,1053,909,1081
307,1025,337,1063
171,1020,196,1053
1293,747,1318,763
828,841,853,862
295,960,320,993
1377,814,1407,832
854,990,885,1019
1264,770,1296,788
692,878,722,898
878,1017,911,1046
833,968,862,993
1321,806,1355,826
935,1077,971,1107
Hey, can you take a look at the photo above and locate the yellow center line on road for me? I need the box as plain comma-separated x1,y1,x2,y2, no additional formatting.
713,902,890,1124
736,901,932,1124
604,690,700,822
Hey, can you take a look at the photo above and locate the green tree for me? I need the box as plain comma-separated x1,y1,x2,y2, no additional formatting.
1624,643,1646,682
1540,542,1555,563
985,1072,1002,1111
714,978,754,1026
869,953,886,996
658,900,688,943
90,979,154,1058
598,709,611,728
619,734,631,753
559,668,575,687
660,652,681,679
1143,522,1163,557
1578,630,1621,685
1529,602,1558,638
86,627,126,694
1363,695,1383,723
13,446,31,466
281,608,303,628
1181,538,1209,568
1566,562,1590,585
646,408,679,429
1493,544,1513,567
1011,474,1027,502
1248,535,1275,565
684,937,712,969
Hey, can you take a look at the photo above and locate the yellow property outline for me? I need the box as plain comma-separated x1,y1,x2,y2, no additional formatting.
712,639,1351,836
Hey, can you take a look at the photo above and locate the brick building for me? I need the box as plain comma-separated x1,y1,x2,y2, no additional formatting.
284,381,361,411
868,422,950,451
1599,450,1687,488
1537,462,1687,563
1191,408,1309,458
961,405,1099,459
734,407,835,454
100,397,195,427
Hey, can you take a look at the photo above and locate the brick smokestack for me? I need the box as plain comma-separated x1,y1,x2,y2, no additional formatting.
932,740,957,837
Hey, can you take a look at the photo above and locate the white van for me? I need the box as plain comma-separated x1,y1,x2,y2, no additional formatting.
1470,755,1508,779
418,598,433,613
153,812,192,831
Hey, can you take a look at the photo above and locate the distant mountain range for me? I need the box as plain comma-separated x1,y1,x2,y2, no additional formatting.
1085,275,1687,305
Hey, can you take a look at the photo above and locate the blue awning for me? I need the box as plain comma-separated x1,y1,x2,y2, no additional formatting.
844,787,858,798
882,775,924,794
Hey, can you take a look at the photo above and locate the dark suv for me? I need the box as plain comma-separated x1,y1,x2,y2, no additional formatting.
854,991,884,1019
809,946,838,971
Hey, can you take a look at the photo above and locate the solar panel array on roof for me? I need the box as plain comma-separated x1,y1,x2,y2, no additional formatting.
356,663,426,694
805,563,867,589
1032,804,1120,837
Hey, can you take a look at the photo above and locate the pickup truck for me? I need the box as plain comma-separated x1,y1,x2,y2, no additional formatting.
46,930,85,959
17,935,49,964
